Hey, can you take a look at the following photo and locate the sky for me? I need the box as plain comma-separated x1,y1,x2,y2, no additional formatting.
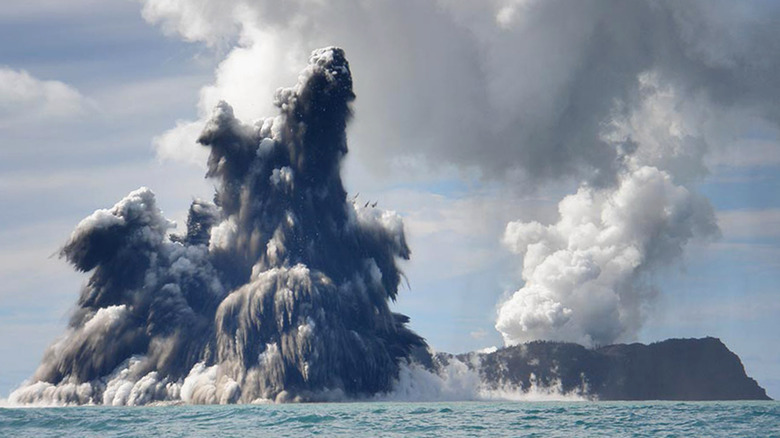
1,0,779,399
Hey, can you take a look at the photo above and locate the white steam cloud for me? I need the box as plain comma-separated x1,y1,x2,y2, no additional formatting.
497,163,717,346
497,74,720,346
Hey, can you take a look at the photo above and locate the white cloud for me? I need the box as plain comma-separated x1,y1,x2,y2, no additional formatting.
153,119,209,167
0,67,91,122
139,0,240,45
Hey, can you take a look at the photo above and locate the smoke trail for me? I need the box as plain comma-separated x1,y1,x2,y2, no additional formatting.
10,47,424,405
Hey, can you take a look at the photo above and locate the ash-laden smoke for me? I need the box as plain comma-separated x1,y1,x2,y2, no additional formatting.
10,47,425,405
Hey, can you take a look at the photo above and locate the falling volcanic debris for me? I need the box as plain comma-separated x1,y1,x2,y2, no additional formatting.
11,47,425,405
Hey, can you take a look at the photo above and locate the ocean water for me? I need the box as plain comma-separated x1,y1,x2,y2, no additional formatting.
1,401,779,437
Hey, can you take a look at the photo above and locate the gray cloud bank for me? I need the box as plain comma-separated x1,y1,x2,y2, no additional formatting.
144,0,780,183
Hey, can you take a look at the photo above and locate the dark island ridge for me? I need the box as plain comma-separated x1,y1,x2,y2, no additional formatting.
429,337,770,401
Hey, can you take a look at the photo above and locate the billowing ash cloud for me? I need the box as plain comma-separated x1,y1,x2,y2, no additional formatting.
143,0,780,185
11,47,424,405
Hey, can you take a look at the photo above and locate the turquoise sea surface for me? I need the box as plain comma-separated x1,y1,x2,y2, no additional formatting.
2,401,779,437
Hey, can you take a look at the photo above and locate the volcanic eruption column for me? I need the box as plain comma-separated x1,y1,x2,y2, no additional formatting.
11,47,425,405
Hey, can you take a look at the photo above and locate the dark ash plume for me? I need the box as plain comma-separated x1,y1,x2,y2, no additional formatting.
11,47,424,405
